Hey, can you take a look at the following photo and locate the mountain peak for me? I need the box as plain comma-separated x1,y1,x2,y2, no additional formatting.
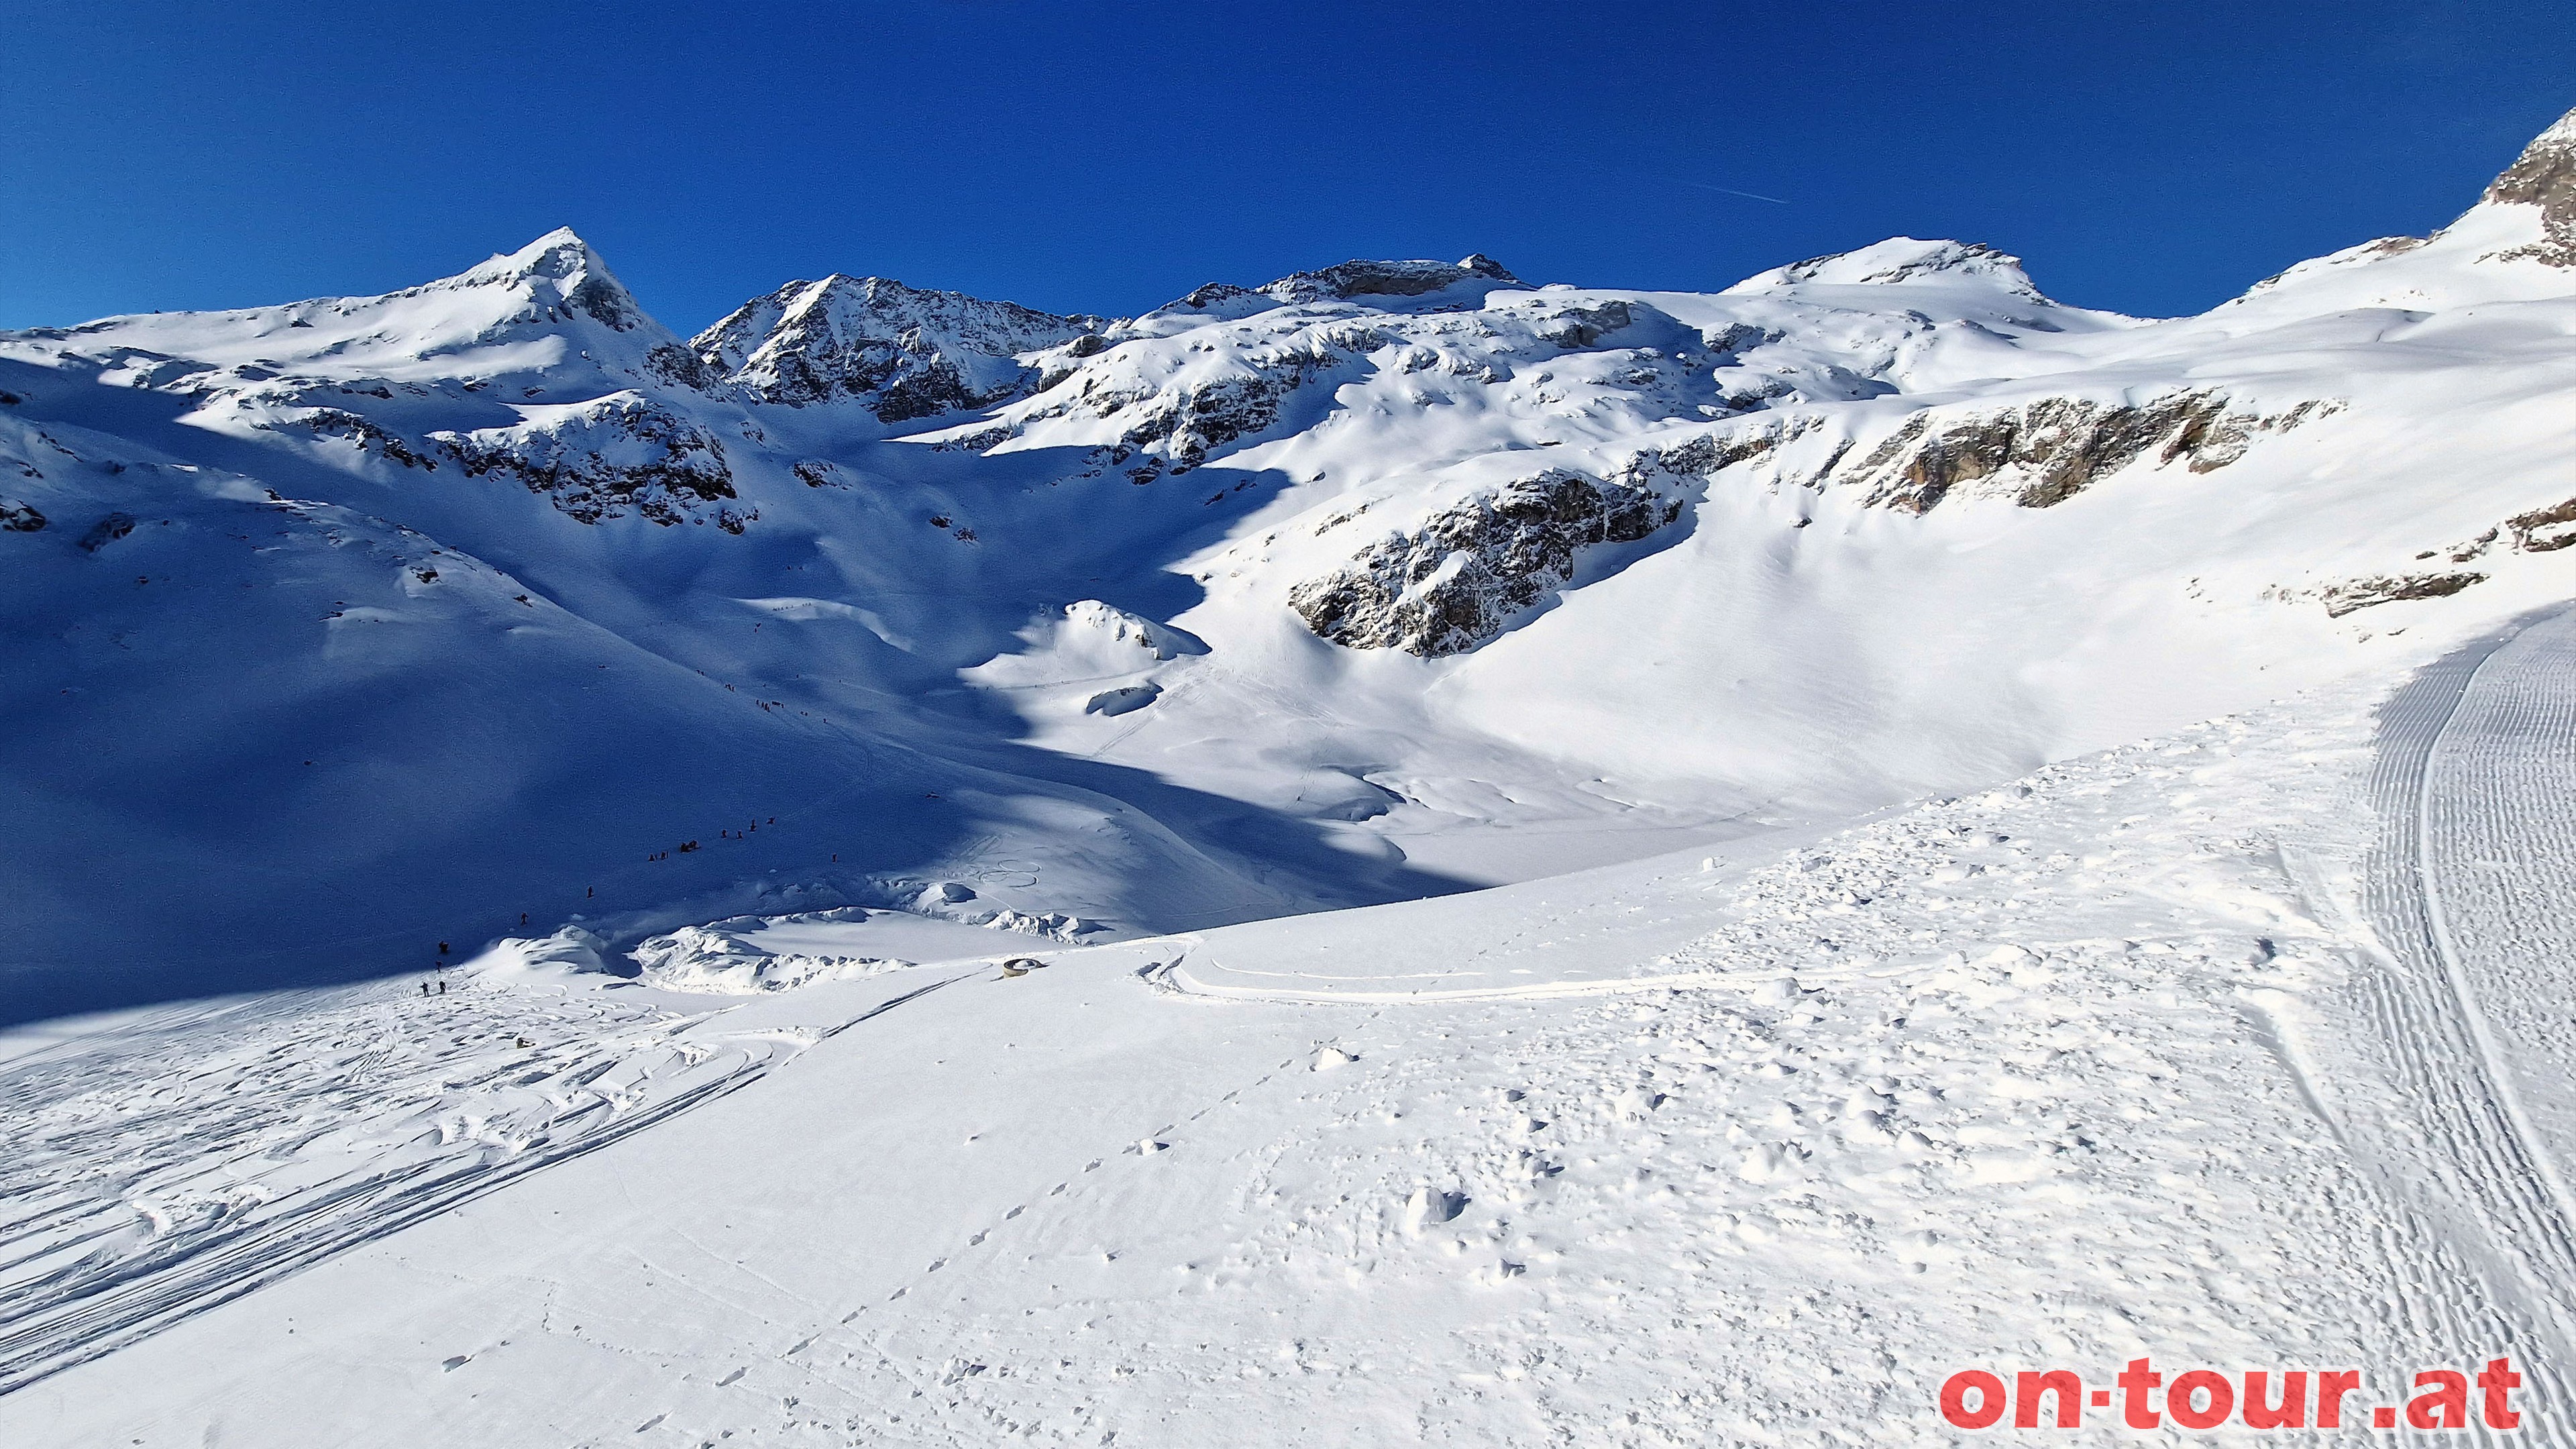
1727,238,2041,295
688,271,1095,416
2477,103,2576,264
429,227,658,335
474,227,605,282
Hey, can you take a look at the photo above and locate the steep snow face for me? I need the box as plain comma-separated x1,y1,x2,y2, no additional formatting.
692,275,1100,419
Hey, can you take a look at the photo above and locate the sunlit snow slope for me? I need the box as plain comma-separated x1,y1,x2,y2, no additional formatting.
5,109,2576,1021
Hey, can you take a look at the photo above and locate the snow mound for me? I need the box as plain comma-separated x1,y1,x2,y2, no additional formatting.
630,918,906,994
1727,237,2045,297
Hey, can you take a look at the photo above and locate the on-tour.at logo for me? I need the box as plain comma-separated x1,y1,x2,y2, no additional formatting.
1939,1356,2524,1432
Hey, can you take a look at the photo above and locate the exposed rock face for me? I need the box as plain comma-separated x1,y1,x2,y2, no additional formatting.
436,394,745,528
1,500,46,531
2318,571,2486,616
1833,392,2335,514
2508,496,2576,552
1257,255,1521,306
2484,105,2576,266
277,407,444,472
691,276,1099,419
1608,425,1807,487
1289,469,1680,656
1533,299,1635,350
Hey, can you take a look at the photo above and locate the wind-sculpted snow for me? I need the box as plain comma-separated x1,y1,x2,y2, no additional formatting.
0,963,836,1394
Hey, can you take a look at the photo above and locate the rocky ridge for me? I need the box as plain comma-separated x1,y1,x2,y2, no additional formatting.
2484,107,2576,266
692,276,1100,419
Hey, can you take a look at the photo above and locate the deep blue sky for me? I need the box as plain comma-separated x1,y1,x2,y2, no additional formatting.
4,1,2572,332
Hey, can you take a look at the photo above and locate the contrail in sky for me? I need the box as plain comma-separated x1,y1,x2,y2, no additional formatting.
1682,180,1790,205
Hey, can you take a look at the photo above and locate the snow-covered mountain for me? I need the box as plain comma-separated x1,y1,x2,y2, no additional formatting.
6,107,2576,1022
691,274,1103,419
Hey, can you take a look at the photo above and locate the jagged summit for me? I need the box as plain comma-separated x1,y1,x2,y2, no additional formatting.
441,226,655,334
2477,102,2576,265
691,273,1097,418
1725,238,2043,296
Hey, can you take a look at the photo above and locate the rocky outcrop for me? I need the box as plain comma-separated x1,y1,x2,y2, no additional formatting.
277,408,443,471
1289,469,1680,655
2483,105,2576,266
436,394,745,528
77,513,136,551
2318,571,2486,617
791,460,852,490
1608,423,1812,488
2508,496,2576,552
1257,255,1520,306
692,275,1099,419
1027,321,1380,471
1532,299,1635,350
1,500,46,531
1833,392,2336,514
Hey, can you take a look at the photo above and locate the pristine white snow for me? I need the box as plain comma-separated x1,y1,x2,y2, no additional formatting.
8,614,2576,1443
3,102,2576,1446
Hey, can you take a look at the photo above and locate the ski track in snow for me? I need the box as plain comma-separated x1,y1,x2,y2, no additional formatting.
16,628,2576,1442
0,969,969,1395
2310,602,2576,1424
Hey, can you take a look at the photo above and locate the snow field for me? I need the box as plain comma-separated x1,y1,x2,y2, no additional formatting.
10,652,2558,1444
0,960,839,1395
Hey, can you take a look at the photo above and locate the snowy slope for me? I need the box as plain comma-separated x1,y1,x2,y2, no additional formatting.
5,109,2576,1025
10,622,2576,1443
7,103,2576,1447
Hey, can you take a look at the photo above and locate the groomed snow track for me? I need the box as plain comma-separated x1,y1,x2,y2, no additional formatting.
2353,604,2576,1419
